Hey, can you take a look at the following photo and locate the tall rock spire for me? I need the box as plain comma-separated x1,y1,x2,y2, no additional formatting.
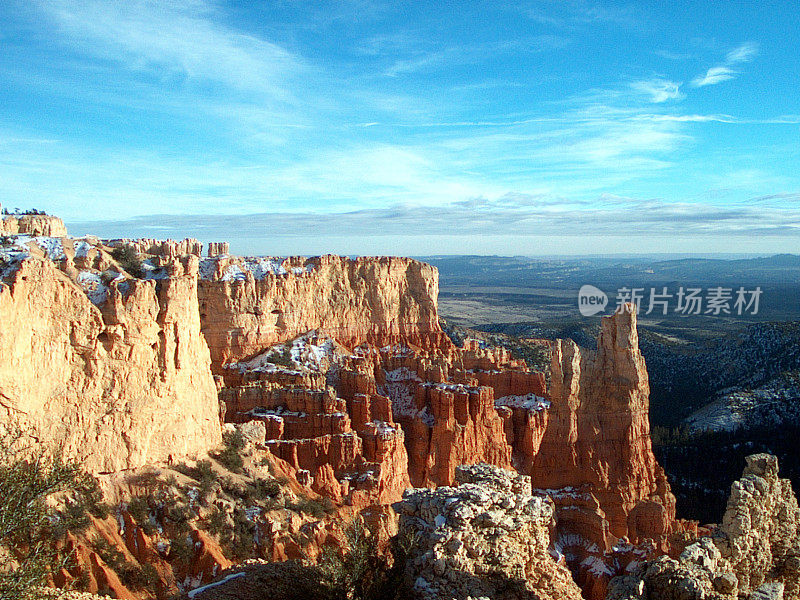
533,303,676,543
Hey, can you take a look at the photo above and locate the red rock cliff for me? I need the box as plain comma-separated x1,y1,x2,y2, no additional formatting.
197,254,451,374
532,304,676,544
0,251,221,472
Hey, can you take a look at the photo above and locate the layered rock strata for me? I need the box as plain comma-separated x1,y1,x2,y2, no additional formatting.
214,305,677,599
717,454,799,598
533,304,676,544
338,341,544,488
197,254,451,375
216,325,547,510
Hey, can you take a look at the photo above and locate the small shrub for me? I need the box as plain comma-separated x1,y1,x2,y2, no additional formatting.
126,496,147,524
196,459,214,480
212,430,245,474
165,501,193,529
174,460,216,502
50,471,109,537
167,535,193,563
289,496,334,519
220,475,243,497
110,245,143,278
225,429,246,452
174,462,193,478
249,478,281,500
269,345,295,368
92,538,126,572
126,496,157,536
317,519,405,600
204,506,227,536
116,561,159,591
55,502,91,535
196,461,217,501
229,509,256,560
0,426,92,599
71,570,92,591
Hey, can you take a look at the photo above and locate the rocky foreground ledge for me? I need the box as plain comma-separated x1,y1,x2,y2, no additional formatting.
395,463,584,600
608,453,799,600
191,455,798,600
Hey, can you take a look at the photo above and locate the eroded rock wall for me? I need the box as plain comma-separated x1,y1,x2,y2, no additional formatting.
0,254,221,472
533,304,676,545
197,254,451,374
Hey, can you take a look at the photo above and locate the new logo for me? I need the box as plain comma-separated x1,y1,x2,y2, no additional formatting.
578,284,608,316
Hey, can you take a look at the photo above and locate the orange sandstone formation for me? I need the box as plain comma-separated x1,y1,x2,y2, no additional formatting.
0,211,67,237
528,304,677,597
532,304,675,544
197,254,451,374
0,250,220,472
0,218,691,599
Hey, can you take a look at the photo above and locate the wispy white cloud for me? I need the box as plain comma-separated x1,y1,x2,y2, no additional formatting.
692,66,736,87
726,41,759,64
38,0,302,99
630,78,684,103
691,41,759,87
633,114,800,125
1,3,793,255
384,51,449,77
523,0,637,28
354,32,421,56
382,35,568,77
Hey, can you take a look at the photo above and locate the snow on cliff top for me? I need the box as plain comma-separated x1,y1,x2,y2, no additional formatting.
495,393,550,412
34,236,66,260
229,331,341,373
198,256,316,282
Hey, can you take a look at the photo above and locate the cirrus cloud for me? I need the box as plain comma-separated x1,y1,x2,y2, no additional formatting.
691,42,759,88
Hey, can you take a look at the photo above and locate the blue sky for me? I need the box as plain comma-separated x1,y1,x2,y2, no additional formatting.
1,0,799,255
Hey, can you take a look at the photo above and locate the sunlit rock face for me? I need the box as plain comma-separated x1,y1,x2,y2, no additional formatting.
532,304,676,541
0,212,68,237
196,254,452,376
0,234,220,473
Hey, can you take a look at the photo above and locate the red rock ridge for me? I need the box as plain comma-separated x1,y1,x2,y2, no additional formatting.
0,254,221,473
529,304,677,596
197,254,452,375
